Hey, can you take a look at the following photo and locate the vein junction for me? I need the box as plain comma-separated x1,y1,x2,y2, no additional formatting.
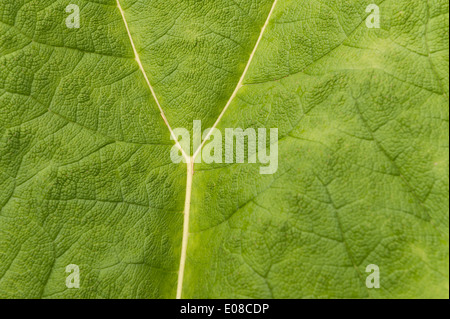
116,0,278,299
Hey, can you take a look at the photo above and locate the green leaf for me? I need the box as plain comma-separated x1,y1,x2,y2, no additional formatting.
0,0,448,299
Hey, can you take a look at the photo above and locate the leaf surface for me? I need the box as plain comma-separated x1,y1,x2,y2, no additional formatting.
0,0,448,298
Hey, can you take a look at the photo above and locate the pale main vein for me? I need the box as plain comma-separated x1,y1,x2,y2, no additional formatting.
116,0,278,299
176,158,193,299
179,0,278,299
116,0,193,299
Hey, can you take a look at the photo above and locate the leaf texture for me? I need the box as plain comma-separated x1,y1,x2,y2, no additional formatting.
0,0,448,298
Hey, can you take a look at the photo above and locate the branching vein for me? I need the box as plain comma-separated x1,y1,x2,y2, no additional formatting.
116,0,278,299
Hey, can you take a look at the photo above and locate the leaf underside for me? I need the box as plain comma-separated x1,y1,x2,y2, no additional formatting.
0,0,448,298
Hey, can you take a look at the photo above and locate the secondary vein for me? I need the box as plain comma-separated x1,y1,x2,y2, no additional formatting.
116,0,188,159
192,0,279,160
